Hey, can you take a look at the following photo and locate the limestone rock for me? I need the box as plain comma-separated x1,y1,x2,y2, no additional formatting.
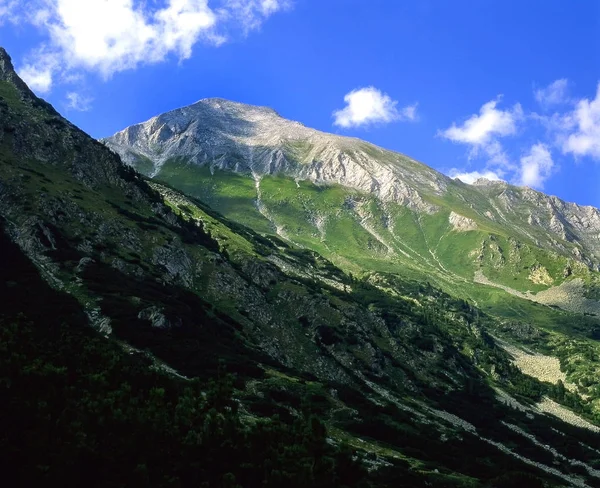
449,211,478,232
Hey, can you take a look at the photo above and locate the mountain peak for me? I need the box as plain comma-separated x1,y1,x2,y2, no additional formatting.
0,46,19,83
193,97,281,117
0,45,39,99
104,98,447,210
0,46,14,71
472,177,507,187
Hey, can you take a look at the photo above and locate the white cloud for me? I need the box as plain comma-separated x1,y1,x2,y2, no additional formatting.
0,0,20,24
440,98,522,145
440,98,523,172
449,169,503,185
11,0,288,94
40,0,218,78
479,139,513,168
260,0,283,15
562,83,600,160
16,45,62,94
333,87,418,128
535,79,569,107
65,91,93,111
518,143,554,188
443,85,600,191
19,63,54,93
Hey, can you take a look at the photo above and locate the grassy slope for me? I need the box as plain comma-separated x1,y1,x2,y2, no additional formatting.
152,159,588,296
156,184,600,486
151,159,600,411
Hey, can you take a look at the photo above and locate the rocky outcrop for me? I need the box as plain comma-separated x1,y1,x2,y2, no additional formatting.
449,211,477,232
466,181,600,266
138,306,182,329
528,263,553,285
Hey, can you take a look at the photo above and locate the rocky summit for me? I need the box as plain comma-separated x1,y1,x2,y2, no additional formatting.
4,44,600,488
105,97,446,211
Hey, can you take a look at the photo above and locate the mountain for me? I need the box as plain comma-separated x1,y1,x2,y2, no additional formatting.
106,98,445,209
105,100,600,395
4,46,600,487
104,99,600,298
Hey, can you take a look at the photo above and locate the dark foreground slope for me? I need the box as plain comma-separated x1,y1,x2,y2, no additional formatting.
1,47,600,487
0,218,372,488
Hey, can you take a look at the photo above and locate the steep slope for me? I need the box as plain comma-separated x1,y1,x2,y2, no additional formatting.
0,216,375,488
4,47,600,486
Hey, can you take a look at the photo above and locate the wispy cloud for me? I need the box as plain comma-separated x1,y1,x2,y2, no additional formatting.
534,79,569,108
13,0,290,94
222,0,291,33
561,83,600,160
65,91,93,111
442,94,563,190
333,86,418,128
0,0,20,24
400,102,419,122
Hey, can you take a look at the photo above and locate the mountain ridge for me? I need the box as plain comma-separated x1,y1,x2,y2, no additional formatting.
105,96,600,213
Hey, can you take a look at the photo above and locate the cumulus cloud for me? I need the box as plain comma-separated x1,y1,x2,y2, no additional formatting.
11,0,289,94
29,0,218,79
65,91,93,111
449,169,503,185
439,98,522,171
440,98,522,146
535,79,569,107
333,87,418,128
441,83,600,189
562,83,600,160
518,143,554,188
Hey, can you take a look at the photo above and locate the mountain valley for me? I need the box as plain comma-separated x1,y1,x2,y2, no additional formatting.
2,45,600,487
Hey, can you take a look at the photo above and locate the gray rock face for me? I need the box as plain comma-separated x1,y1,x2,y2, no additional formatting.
0,49,149,195
474,182,600,265
104,98,445,212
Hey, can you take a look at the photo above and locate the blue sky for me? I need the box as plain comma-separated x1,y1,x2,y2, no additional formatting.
2,0,600,206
